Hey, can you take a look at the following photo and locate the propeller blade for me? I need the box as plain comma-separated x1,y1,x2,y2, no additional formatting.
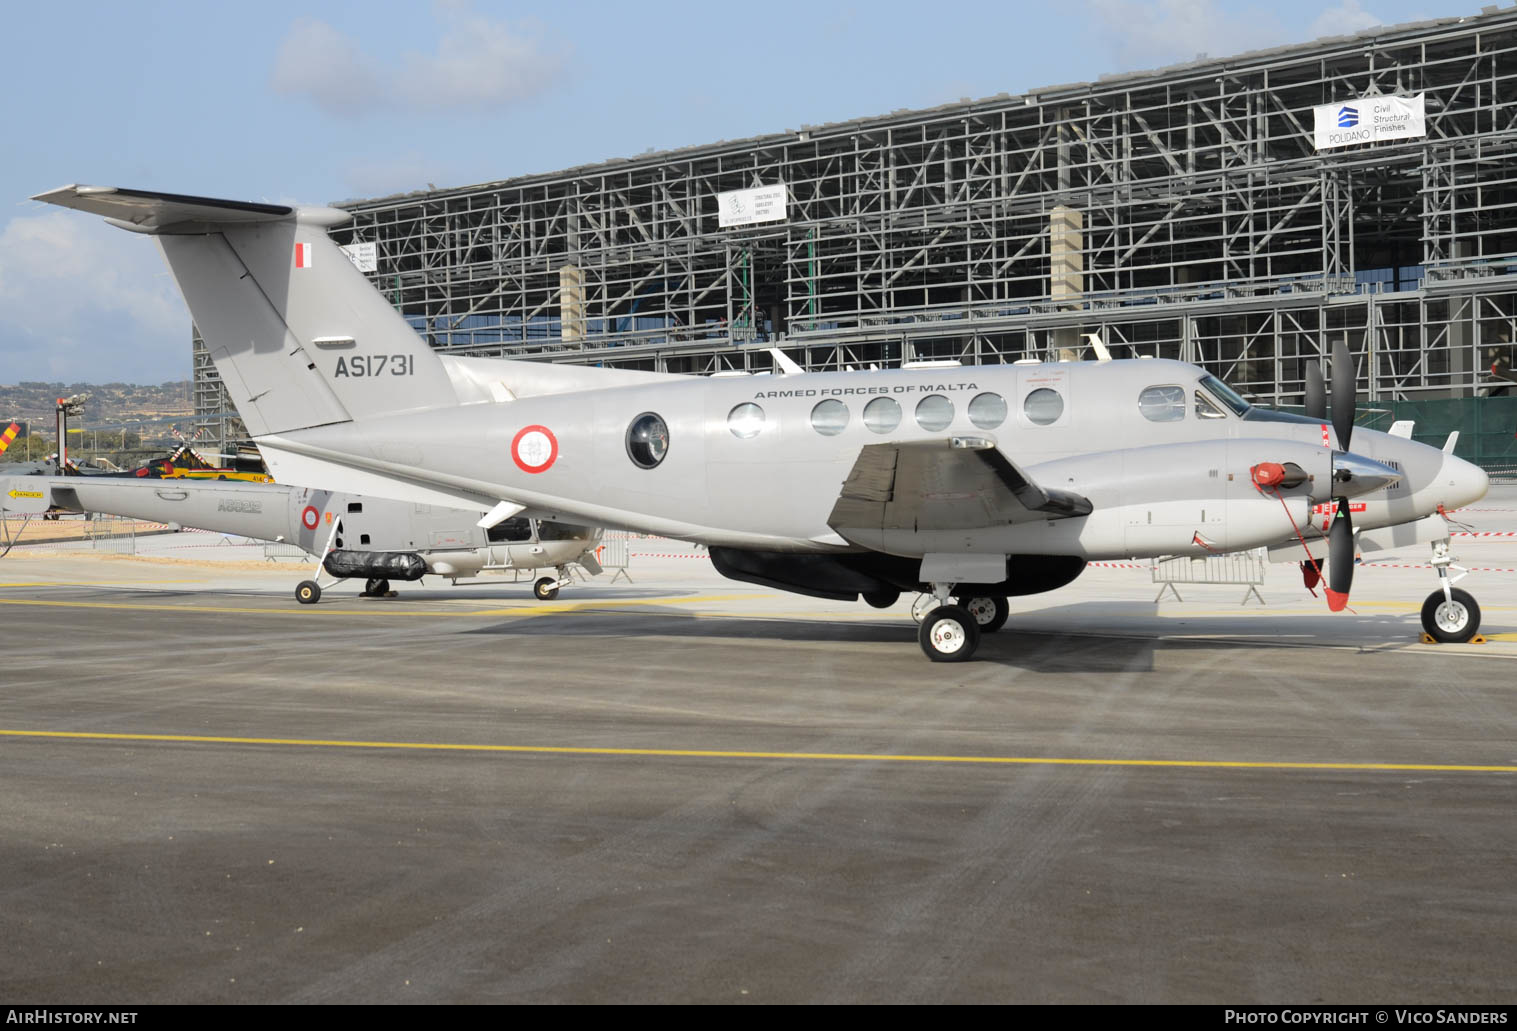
1326,499,1354,611
1331,339,1356,452
1304,361,1327,421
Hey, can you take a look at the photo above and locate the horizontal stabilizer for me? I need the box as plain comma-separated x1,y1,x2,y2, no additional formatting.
30,185,316,234
2,478,55,514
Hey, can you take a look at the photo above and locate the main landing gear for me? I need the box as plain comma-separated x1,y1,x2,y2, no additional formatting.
293,576,396,606
911,586,1010,662
533,565,574,601
1420,538,1482,644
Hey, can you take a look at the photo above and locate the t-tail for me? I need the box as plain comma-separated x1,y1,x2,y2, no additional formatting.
32,186,455,436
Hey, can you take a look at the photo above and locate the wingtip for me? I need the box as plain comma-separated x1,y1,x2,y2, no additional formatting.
1326,589,1350,612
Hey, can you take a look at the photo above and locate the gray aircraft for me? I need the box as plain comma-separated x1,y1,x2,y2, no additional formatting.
1,475,603,603
34,185,1492,661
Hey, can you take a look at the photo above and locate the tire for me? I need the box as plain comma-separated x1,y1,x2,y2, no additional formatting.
918,605,980,662
295,580,321,605
364,578,390,597
534,576,560,601
959,595,1009,633
862,589,900,609
1421,588,1481,643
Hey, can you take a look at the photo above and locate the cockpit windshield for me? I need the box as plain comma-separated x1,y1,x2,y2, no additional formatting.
1198,375,1252,416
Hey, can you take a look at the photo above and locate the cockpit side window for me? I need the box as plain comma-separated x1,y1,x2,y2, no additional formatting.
1194,390,1227,419
1138,385,1186,422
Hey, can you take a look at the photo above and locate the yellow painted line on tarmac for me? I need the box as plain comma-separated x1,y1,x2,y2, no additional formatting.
0,580,205,587
2,728,1513,773
0,593,750,619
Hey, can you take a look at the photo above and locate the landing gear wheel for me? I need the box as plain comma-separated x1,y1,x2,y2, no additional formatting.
862,589,900,609
295,580,321,605
919,605,980,662
534,576,560,601
364,578,391,597
959,595,1009,633
1421,588,1481,643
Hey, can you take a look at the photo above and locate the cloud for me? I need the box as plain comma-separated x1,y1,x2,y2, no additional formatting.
271,4,565,117
0,212,190,383
1084,0,1288,70
269,18,383,118
1309,0,1382,39
1084,0,1390,71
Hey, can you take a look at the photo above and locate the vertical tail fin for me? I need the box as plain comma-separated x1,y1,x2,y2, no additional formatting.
32,186,457,437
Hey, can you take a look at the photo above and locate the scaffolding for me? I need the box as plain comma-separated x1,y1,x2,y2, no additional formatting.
196,7,1517,447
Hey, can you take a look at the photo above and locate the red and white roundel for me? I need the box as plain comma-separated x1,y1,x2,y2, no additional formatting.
511,425,558,474
301,505,320,530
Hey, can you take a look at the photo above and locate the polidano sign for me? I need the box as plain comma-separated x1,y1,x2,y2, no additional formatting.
1313,93,1426,149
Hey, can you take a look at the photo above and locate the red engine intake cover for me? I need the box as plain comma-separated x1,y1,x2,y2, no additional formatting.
1251,462,1287,488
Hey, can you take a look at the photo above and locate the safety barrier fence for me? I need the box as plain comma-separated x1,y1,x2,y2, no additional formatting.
1151,548,1268,604
0,514,160,556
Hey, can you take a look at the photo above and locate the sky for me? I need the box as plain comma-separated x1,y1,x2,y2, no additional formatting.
0,0,1472,385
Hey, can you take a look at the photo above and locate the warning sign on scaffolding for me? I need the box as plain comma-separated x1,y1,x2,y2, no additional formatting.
717,184,788,228
340,241,378,272
1313,93,1426,149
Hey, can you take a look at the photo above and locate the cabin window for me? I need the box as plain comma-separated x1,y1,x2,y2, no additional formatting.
863,396,901,434
626,412,670,468
967,392,1007,429
486,518,533,543
346,502,363,513
810,399,849,436
727,403,765,439
1194,391,1227,419
1138,385,1186,422
915,394,954,431
1023,388,1064,426
539,521,592,541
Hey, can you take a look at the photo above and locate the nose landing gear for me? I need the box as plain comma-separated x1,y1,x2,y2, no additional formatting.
1420,538,1483,644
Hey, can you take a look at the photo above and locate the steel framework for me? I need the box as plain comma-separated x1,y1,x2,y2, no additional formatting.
195,7,1517,443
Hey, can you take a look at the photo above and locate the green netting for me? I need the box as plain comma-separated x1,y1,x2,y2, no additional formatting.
1272,396,1517,477
1355,396,1517,476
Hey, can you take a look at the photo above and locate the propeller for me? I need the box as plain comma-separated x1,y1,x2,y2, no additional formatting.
1325,339,1357,612
1304,361,1327,421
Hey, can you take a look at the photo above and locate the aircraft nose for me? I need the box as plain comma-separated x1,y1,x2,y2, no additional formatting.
1440,453,1489,510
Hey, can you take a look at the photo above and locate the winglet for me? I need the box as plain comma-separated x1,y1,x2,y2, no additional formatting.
1443,431,1460,454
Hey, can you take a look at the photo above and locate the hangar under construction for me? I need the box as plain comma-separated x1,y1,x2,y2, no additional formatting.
195,6,1517,467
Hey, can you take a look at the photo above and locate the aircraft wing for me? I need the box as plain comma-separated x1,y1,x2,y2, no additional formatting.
827,438,1091,543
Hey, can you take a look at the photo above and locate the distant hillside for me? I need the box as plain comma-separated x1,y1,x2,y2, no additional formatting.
0,381,194,429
